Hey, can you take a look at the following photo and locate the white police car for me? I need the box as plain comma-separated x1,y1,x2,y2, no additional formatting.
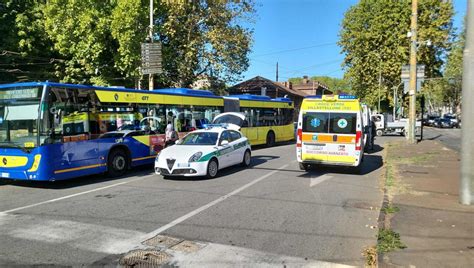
155,124,251,178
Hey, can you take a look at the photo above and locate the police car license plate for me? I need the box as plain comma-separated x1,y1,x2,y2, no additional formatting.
177,163,190,168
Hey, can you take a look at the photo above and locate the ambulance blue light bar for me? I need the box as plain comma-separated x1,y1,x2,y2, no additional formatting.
338,94,357,99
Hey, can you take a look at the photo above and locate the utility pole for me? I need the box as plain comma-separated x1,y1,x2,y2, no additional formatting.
378,58,382,112
276,62,279,82
148,0,154,91
460,0,473,205
407,0,418,143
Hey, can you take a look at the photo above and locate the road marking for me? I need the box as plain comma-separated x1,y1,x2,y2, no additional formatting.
310,174,333,187
0,175,153,215
137,162,292,243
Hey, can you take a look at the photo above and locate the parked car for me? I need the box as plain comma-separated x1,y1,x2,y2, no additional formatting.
433,118,453,128
424,115,439,126
443,114,459,128
155,124,251,179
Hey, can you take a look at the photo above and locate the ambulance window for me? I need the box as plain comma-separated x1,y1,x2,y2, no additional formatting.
302,112,329,133
329,113,357,134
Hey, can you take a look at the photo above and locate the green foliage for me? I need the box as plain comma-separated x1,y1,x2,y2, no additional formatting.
288,76,350,93
382,205,400,214
1,0,255,88
377,228,406,253
338,0,454,112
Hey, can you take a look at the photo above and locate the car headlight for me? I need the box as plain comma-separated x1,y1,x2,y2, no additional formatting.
188,152,202,162
155,153,160,162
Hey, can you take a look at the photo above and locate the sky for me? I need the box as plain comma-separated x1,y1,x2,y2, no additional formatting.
241,0,468,82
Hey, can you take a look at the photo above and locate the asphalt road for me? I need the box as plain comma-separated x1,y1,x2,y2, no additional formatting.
422,126,461,152
0,139,388,267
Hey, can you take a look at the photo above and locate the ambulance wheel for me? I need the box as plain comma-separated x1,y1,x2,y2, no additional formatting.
206,158,219,179
353,164,363,174
376,130,383,136
266,131,275,147
299,163,310,171
107,149,128,177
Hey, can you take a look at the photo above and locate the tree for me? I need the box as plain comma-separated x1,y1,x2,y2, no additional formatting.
338,0,454,112
288,76,350,93
0,0,57,82
39,0,255,88
154,0,255,88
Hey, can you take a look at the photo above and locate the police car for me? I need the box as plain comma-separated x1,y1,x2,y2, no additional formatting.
155,124,251,178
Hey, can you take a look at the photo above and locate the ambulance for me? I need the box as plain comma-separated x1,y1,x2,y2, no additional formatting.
296,95,365,172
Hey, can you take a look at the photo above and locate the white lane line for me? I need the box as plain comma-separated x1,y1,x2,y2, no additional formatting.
0,175,153,215
310,174,333,187
137,162,292,243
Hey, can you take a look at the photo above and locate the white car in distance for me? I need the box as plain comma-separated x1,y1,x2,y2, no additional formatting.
155,125,251,179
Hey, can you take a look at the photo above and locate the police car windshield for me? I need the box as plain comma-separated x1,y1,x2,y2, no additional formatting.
181,132,219,145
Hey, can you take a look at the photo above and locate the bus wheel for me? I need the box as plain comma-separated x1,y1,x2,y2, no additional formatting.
107,149,128,177
266,131,275,147
376,129,383,136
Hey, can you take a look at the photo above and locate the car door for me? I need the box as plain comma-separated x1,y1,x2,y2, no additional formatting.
229,130,245,165
217,130,233,168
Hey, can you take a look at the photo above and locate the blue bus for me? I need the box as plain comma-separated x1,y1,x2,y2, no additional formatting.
0,82,294,181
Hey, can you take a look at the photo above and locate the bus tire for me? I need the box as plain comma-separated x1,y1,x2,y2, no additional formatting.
376,129,383,136
206,158,219,179
266,131,275,147
241,149,251,167
107,149,128,177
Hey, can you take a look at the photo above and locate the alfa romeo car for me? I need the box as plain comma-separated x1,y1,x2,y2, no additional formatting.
154,125,251,178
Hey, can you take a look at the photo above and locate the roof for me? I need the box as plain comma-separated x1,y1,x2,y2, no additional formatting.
228,76,307,97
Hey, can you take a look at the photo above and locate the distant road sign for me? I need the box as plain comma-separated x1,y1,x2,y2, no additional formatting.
141,42,162,75
402,64,425,93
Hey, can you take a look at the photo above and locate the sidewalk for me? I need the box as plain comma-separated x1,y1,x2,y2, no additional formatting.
379,139,474,267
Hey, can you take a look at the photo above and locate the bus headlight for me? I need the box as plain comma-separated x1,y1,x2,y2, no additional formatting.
189,152,202,162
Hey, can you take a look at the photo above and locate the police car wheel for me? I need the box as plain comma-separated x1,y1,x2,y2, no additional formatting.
206,159,219,178
107,149,128,177
242,150,251,167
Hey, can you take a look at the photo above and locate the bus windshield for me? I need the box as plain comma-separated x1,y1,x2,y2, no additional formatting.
0,86,43,149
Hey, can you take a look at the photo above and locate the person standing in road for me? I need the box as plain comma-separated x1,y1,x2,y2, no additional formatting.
165,123,178,148
370,119,376,150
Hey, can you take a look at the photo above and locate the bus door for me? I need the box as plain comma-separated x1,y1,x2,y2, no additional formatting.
324,112,360,165
301,111,328,162
56,111,100,174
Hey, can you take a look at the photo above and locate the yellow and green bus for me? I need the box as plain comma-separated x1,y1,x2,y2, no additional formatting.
0,82,294,181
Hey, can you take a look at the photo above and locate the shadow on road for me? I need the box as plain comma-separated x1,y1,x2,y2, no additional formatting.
297,154,384,177
163,155,280,181
365,144,384,154
0,165,155,190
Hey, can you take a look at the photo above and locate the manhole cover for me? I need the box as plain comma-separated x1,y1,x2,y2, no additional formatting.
119,249,170,267
143,235,182,248
171,240,202,253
